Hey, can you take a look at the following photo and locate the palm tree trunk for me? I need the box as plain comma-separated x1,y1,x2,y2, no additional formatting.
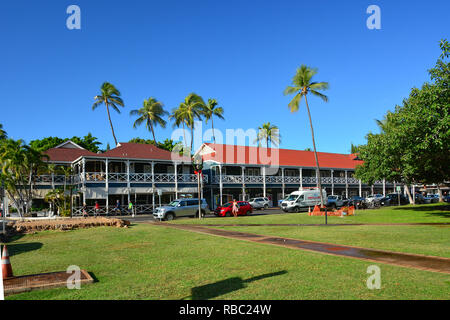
105,102,118,146
211,117,216,144
190,124,194,153
304,95,324,207
182,122,188,152
149,121,157,144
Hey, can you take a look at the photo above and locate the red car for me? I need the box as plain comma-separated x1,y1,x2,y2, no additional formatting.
214,201,253,217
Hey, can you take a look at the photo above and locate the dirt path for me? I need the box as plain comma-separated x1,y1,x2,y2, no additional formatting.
150,222,450,274
170,222,450,227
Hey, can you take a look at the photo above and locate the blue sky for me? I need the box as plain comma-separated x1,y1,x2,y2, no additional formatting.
1,0,448,153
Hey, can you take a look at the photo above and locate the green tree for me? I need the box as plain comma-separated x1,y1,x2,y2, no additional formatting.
0,124,7,140
356,41,449,202
170,93,206,153
203,98,224,144
130,97,168,143
255,122,281,148
92,82,125,146
29,134,102,153
284,65,329,207
0,139,48,219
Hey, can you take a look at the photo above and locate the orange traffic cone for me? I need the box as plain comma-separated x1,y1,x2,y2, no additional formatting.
2,245,13,279
308,207,311,216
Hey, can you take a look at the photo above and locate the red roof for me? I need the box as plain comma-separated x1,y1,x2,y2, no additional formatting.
101,143,191,162
45,148,98,163
203,143,363,169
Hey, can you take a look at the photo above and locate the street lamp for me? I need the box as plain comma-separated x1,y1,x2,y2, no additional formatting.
192,155,203,219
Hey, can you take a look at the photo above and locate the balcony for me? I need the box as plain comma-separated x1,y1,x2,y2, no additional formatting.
213,175,363,185
83,172,207,183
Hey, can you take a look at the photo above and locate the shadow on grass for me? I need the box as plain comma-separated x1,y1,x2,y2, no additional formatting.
7,242,43,256
392,204,450,218
189,270,287,300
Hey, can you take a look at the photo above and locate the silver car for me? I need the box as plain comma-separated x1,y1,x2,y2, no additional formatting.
248,197,271,210
153,198,209,221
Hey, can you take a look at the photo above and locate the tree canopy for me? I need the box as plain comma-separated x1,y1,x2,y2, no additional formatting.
29,133,102,153
355,40,450,200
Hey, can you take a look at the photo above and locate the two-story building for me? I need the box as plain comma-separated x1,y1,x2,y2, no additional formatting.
32,141,398,214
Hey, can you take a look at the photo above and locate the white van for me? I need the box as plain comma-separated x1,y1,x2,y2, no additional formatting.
281,188,327,213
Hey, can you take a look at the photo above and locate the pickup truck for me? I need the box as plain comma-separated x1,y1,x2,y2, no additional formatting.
327,195,345,209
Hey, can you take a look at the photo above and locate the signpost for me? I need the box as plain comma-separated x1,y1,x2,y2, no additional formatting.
396,186,401,206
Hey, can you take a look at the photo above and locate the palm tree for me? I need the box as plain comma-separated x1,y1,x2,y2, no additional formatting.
203,99,224,144
255,122,281,148
92,82,125,146
170,93,206,153
284,65,329,207
130,97,168,143
0,124,6,140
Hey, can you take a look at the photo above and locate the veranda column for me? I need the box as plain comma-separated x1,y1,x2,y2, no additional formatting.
219,165,223,206
345,170,349,198
371,184,374,196
331,169,334,195
281,168,285,199
151,162,155,210
262,166,266,198
106,159,109,215
82,158,86,204
393,181,397,194
383,179,386,196
174,162,178,199
241,166,246,200
359,179,362,197
299,168,303,189
127,160,131,203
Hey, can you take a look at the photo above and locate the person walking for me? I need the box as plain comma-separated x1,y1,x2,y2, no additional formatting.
82,203,88,218
114,200,121,215
94,201,100,217
232,199,239,217
128,201,133,216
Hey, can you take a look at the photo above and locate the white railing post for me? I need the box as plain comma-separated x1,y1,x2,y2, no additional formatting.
345,170,348,198
383,179,386,196
241,166,245,200
106,159,109,215
219,165,223,206
359,179,362,197
262,167,266,198
299,168,303,189
174,162,178,199
281,168,285,199
82,158,86,203
331,169,334,195
127,160,131,204
151,162,155,210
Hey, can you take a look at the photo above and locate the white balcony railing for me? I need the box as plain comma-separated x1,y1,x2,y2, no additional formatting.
212,175,363,185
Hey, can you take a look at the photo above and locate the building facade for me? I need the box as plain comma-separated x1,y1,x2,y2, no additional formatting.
32,141,399,214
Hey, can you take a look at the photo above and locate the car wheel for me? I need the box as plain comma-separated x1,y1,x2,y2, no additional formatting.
226,212,231,217
165,213,174,221
295,206,301,213
264,204,269,210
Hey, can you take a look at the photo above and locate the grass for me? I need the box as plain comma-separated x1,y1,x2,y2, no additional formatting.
171,203,450,225
5,203,450,300
5,223,450,300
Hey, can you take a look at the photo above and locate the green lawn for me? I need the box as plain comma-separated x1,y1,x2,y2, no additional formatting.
172,203,450,225
5,222,450,300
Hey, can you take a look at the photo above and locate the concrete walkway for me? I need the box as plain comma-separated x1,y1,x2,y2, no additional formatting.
152,222,450,274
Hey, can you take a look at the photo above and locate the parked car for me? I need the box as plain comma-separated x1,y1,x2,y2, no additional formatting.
281,189,327,213
327,195,345,209
278,196,288,207
347,196,367,209
385,193,410,205
249,197,271,210
214,201,253,217
424,194,439,204
365,194,385,204
414,193,426,204
153,198,209,221
444,194,450,203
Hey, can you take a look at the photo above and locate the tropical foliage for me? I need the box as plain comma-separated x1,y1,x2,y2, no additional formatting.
203,98,224,143
30,133,102,153
128,138,180,152
0,124,7,140
130,97,168,143
92,82,125,146
355,40,450,202
255,122,280,148
0,139,48,219
284,65,329,206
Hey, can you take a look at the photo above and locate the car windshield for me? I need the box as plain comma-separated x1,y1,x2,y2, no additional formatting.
168,201,180,207
249,199,255,202
328,196,337,200
286,195,297,201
